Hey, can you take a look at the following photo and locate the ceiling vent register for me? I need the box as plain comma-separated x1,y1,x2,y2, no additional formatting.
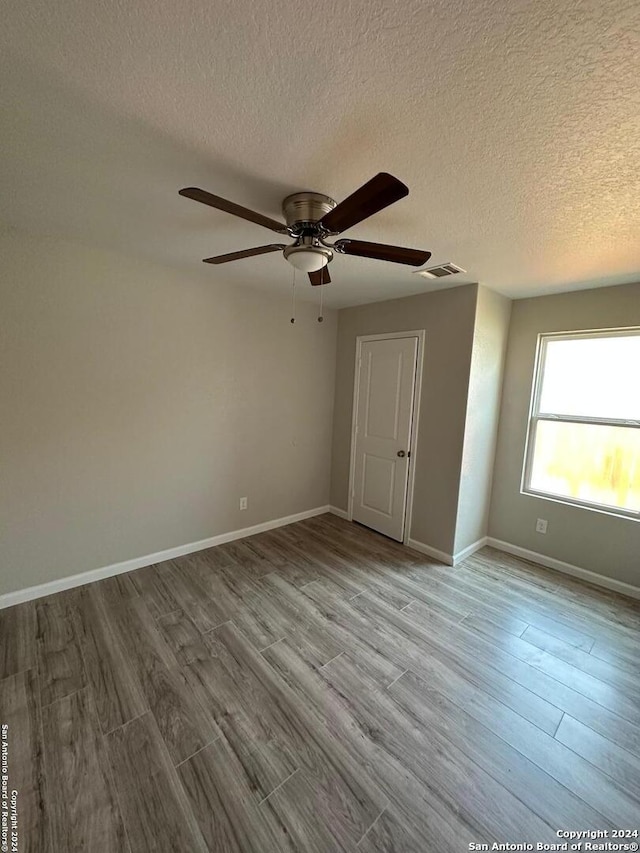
416,262,466,278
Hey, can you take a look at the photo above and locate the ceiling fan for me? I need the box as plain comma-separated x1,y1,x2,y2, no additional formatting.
179,173,431,285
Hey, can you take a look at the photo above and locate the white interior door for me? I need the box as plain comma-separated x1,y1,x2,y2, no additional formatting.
351,335,418,541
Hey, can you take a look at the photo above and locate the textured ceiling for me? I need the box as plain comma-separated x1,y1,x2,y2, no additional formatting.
1,0,639,308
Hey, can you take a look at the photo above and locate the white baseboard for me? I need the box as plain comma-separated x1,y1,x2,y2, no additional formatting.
486,537,640,601
329,505,349,520
452,537,488,566
0,505,331,610
406,538,454,566
407,537,487,567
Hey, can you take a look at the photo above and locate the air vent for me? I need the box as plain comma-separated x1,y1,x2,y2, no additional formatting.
415,262,466,279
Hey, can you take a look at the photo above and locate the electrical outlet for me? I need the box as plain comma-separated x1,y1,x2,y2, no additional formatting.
239,497,248,511
536,518,548,534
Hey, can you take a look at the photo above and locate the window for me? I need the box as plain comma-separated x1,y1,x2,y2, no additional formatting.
523,329,640,518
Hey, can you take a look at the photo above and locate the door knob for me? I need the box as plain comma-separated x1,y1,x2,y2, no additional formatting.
397,450,406,458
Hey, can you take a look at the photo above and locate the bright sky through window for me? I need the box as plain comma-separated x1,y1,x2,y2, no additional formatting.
539,336,640,420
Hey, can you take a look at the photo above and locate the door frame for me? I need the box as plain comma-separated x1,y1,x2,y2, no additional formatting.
347,329,425,545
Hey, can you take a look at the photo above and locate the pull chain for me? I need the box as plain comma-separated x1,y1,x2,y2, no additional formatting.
290,267,296,324
317,281,324,323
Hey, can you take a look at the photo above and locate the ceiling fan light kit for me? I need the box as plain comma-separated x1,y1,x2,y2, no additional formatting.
179,173,433,287
283,241,332,273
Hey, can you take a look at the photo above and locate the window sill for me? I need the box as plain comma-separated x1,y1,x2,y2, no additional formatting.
520,488,640,523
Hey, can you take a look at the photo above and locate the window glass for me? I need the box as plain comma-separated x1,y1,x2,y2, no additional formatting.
530,419,640,512
539,335,640,420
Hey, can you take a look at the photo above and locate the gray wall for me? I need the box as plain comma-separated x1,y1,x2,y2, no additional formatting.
0,227,337,597
454,286,511,555
330,284,478,555
489,281,640,587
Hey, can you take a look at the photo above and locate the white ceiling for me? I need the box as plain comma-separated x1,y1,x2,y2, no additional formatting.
1,0,639,308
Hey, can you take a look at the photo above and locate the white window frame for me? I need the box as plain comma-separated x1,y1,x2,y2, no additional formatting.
521,327,640,521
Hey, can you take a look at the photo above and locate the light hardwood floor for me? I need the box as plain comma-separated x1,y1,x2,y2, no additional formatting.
1,513,640,851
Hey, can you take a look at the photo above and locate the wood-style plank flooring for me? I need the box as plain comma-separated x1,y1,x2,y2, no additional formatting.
1,513,640,851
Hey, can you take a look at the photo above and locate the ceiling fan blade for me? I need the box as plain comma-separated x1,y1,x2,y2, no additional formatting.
179,187,288,234
334,239,431,266
308,267,331,286
203,244,286,264
318,173,408,234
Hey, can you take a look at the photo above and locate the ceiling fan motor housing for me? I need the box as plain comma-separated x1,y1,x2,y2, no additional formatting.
282,192,337,234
